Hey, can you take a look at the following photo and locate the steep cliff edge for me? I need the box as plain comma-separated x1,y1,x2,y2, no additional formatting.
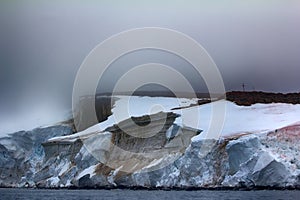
0,113,299,189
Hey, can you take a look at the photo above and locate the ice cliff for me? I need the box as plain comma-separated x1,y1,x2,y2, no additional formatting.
0,97,300,189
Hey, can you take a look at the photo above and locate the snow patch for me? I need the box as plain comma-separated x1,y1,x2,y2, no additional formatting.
77,164,97,180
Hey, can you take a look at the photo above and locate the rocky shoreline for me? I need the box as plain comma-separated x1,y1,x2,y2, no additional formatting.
1,185,300,191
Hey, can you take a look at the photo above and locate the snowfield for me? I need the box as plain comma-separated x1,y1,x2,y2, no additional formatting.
176,100,300,140
48,95,300,142
48,96,199,142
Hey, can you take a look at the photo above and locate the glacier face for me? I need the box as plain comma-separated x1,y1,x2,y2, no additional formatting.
0,114,299,189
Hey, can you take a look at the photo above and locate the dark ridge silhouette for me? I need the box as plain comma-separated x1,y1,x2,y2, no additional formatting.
226,91,300,106
96,91,212,98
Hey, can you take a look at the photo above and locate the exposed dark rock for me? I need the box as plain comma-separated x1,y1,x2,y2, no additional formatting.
226,91,300,106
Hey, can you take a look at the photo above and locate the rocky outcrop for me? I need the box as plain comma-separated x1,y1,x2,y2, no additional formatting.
226,91,300,106
0,112,299,189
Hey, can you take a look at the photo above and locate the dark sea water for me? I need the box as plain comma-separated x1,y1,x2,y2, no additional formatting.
0,188,299,200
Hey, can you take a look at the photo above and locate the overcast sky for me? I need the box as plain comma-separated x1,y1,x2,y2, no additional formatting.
0,0,300,134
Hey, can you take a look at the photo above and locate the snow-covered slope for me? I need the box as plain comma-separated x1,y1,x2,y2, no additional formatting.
175,100,300,140
49,96,300,143
113,96,300,139
48,96,200,142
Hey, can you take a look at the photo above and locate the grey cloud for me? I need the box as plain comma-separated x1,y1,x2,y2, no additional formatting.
0,0,300,134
